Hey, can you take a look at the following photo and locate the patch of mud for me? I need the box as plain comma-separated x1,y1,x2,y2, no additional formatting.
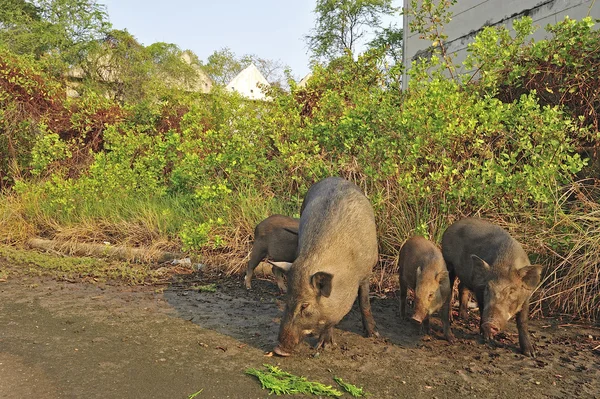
1,260,599,398
166,270,600,398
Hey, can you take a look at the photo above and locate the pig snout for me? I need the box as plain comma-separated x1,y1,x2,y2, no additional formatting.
411,310,426,324
481,321,500,341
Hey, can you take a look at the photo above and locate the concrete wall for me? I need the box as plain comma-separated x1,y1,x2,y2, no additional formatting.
402,0,600,89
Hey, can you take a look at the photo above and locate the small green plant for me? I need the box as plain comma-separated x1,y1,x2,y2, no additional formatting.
190,283,217,293
246,364,343,397
187,389,203,399
334,377,369,397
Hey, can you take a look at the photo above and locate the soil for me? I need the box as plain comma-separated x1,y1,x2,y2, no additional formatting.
1,261,599,399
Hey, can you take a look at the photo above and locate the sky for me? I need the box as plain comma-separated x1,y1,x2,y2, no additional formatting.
99,0,402,81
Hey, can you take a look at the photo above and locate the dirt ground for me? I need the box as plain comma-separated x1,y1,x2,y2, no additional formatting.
1,261,599,399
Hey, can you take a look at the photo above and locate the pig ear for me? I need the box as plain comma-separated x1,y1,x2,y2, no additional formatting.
470,254,491,287
518,265,542,289
283,227,299,236
268,261,293,273
310,272,333,298
436,270,449,283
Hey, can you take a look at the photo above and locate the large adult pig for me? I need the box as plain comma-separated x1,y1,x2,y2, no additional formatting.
441,218,542,357
244,215,299,292
269,177,379,356
398,236,454,342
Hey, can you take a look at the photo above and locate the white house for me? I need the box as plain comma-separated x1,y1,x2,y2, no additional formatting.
402,0,600,89
226,63,271,100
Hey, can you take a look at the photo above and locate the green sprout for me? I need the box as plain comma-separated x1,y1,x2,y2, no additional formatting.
187,388,203,398
246,364,343,396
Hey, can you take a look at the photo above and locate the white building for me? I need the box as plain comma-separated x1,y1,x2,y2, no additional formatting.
226,63,271,100
402,0,600,89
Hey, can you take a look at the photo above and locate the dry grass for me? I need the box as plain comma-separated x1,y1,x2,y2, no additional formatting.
534,211,600,320
0,196,36,244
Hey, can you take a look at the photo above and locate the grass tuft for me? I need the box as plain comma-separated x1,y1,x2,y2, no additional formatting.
190,283,217,293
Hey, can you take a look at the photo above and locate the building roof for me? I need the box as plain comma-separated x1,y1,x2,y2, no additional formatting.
226,63,271,100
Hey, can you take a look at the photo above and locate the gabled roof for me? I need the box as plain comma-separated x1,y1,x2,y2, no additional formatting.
226,63,270,100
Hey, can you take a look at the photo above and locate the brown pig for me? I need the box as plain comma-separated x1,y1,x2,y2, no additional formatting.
398,236,454,342
269,177,379,356
441,218,542,357
244,215,299,292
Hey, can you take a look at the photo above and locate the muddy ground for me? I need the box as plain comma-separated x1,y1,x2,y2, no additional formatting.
1,262,599,399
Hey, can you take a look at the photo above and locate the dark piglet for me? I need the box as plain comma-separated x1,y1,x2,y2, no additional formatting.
398,236,454,342
270,177,379,356
441,218,542,357
244,215,299,292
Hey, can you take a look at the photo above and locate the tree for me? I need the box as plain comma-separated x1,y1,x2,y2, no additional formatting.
0,0,111,74
203,47,289,88
240,54,289,89
78,30,204,103
306,0,397,61
368,24,403,65
203,47,243,85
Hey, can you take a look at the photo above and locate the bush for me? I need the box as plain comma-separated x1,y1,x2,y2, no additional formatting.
1,15,599,320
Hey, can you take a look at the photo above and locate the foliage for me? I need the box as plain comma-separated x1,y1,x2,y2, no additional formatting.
334,377,369,397
367,24,403,65
0,0,111,74
0,45,67,188
1,4,599,322
246,364,343,396
306,0,398,61
201,47,242,86
203,47,289,88
405,0,457,78
496,17,600,134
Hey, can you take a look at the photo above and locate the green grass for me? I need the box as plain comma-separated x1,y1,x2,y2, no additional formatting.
0,245,170,284
246,364,343,397
334,377,369,397
190,283,217,293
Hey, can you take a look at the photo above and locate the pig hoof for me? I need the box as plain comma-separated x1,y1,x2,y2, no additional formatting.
446,334,456,344
366,330,380,339
273,346,292,357
315,340,336,350
522,345,536,358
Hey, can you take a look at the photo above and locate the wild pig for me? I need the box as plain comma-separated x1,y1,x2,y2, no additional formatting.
441,218,542,357
398,236,454,342
269,177,379,356
244,215,299,292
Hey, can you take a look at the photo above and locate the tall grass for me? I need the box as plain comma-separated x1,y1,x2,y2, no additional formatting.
532,184,600,322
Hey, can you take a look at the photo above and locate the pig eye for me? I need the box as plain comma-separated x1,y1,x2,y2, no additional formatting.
428,293,434,300
300,303,310,316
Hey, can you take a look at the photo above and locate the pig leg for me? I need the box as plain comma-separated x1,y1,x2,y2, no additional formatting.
474,290,487,338
448,269,456,324
358,280,379,338
244,245,266,290
458,282,470,320
516,297,536,357
271,266,287,293
441,297,456,343
316,325,335,350
422,316,430,335
399,278,408,319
